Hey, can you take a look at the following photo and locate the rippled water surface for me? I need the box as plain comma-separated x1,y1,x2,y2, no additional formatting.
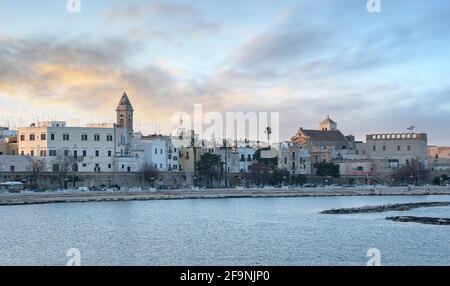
0,195,449,265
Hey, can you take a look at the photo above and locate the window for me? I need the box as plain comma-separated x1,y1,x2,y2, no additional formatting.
160,164,163,169
94,134,100,141
41,134,46,140
173,164,178,170
95,150,99,157
373,146,376,151
64,150,69,156
30,150,34,156
49,150,56,157
82,150,87,157
108,150,112,157
10,166,15,172
407,145,411,151
50,133,55,140
155,149,158,154
397,145,401,151
21,151,24,155
81,134,88,141
52,164,59,172
82,163,87,167
292,161,296,169
29,134,35,141
383,146,386,151
284,157,287,164
40,150,46,157
73,150,78,159
63,134,69,141
20,135,25,141
160,149,163,154
122,164,125,169
108,164,112,169
107,135,113,141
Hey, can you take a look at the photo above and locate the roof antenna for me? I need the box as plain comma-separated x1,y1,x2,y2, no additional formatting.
407,125,415,134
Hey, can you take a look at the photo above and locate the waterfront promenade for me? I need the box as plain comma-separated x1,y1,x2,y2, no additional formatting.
1,186,449,206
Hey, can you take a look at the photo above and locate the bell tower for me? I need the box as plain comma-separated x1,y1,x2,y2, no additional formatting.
116,92,134,138
319,115,337,131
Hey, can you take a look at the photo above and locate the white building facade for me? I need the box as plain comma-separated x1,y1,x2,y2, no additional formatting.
17,121,115,172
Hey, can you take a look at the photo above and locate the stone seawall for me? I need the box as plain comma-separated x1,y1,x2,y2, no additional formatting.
0,172,370,189
1,186,449,206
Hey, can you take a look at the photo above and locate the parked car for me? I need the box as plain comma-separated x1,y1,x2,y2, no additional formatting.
302,183,317,188
77,187,90,192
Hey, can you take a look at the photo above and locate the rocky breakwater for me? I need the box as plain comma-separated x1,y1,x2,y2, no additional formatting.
386,216,450,225
320,201,450,214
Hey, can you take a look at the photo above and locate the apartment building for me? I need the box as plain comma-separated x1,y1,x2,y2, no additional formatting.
17,121,115,172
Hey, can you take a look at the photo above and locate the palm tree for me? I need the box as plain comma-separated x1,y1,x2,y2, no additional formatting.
265,126,272,148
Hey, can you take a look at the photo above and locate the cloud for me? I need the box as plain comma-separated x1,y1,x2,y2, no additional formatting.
0,1,449,145
105,1,221,42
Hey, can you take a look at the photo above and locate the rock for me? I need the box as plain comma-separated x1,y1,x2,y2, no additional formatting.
320,202,450,214
386,216,450,225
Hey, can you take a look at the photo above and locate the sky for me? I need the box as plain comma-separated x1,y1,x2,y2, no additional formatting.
0,0,449,145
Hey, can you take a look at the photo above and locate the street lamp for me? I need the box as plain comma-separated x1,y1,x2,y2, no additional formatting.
193,176,198,188
150,177,154,188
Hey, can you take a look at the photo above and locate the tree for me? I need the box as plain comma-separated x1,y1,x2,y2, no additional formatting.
432,174,448,186
26,157,47,189
254,148,278,170
249,161,270,186
314,162,340,178
265,126,272,146
141,162,159,187
196,153,221,188
433,176,442,186
268,169,290,186
391,158,429,185
292,174,308,186
52,150,81,188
